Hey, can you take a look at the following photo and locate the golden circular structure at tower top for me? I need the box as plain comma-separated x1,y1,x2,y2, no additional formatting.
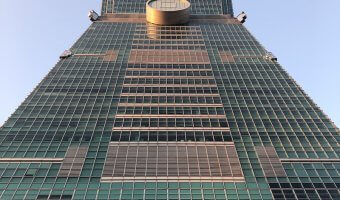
146,0,191,25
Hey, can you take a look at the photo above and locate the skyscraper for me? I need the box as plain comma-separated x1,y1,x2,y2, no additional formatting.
0,0,339,199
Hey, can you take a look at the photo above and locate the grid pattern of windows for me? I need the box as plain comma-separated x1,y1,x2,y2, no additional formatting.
199,23,339,199
101,0,114,14
269,163,340,199
0,0,338,199
110,131,232,142
189,0,224,15
128,49,210,64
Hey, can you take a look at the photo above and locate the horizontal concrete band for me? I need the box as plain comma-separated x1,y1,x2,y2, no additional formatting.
123,84,217,88
135,26,201,30
72,50,118,61
73,54,105,56
115,114,227,119
0,158,63,163
103,14,233,19
132,43,206,47
108,141,235,146
101,176,245,183
126,68,212,71
112,127,230,131
134,33,203,36
118,103,224,107
125,76,215,79
120,93,220,97
133,38,205,42
280,158,340,163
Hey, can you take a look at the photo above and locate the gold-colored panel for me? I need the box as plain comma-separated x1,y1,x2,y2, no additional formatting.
146,0,190,25
128,49,210,64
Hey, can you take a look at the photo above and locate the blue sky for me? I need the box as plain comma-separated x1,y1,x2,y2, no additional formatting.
0,0,339,127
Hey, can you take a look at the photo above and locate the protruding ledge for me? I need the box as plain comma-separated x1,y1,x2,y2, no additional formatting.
280,158,340,163
112,127,230,131
101,176,245,183
0,158,63,163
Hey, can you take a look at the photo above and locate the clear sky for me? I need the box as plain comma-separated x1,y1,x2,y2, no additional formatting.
0,0,339,127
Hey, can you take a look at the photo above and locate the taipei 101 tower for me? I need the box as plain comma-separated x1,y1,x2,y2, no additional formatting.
0,0,339,199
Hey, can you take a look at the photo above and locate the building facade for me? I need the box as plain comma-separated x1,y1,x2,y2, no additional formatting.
0,0,339,199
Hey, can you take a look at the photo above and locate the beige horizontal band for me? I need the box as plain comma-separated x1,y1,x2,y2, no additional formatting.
123,84,217,88
280,158,340,163
128,61,211,65
109,141,235,146
190,14,238,25
118,103,224,107
129,49,207,53
132,38,205,42
0,158,63,163
73,54,105,56
134,33,203,37
135,26,201,30
73,50,118,62
115,114,226,119
100,14,146,23
112,127,230,131
135,28,201,31
101,176,245,183
190,19,240,25
235,55,264,58
125,76,215,79
132,44,205,47
126,68,212,71
120,93,220,97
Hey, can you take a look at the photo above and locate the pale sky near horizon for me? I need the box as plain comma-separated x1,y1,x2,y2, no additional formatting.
0,0,339,128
